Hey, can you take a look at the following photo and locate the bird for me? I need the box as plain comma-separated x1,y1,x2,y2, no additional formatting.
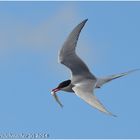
51,19,139,116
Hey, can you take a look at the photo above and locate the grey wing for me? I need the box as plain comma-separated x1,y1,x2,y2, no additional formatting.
72,80,116,116
59,19,95,78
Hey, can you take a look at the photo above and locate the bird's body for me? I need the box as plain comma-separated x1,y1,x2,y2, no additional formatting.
51,19,139,116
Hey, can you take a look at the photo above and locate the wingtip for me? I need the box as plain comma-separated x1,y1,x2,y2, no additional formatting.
105,111,117,117
125,68,140,75
80,19,88,25
103,110,117,117
110,113,117,117
60,105,64,108
79,19,88,27
83,18,88,23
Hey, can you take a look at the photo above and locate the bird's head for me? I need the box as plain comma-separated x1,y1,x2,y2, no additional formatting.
51,80,71,93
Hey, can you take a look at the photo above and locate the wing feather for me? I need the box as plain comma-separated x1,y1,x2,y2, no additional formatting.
72,80,116,116
58,19,95,78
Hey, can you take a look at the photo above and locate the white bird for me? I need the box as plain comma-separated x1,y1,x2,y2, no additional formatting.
51,19,139,116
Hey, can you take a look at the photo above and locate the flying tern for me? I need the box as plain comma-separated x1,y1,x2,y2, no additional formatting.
51,19,139,116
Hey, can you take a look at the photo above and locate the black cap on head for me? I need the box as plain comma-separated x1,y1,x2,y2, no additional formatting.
58,80,71,89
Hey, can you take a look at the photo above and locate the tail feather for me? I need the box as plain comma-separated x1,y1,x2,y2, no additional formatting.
96,69,140,88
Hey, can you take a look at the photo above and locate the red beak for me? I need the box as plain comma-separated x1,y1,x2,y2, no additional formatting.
52,87,60,93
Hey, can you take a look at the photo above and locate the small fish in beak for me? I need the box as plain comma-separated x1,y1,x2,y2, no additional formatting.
51,90,63,108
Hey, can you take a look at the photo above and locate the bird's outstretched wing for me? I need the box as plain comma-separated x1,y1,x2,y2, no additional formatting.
58,19,96,79
72,80,116,116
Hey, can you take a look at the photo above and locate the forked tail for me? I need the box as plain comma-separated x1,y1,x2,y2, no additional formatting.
96,69,140,88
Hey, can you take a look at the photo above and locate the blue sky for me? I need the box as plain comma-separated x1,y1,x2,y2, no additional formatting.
0,1,140,138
